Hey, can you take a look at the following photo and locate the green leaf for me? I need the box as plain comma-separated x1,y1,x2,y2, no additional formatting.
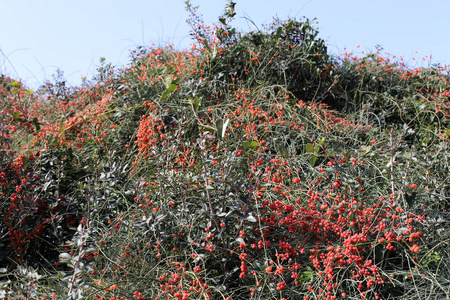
164,75,173,86
10,110,21,121
164,75,180,86
274,27,283,39
305,143,319,166
317,137,326,146
22,156,30,169
443,128,450,137
193,96,200,111
161,83,177,101
360,145,372,156
300,270,313,281
305,143,314,153
243,141,258,150
166,83,177,93
314,145,320,155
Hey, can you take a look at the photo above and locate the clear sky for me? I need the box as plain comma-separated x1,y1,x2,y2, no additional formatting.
1,0,449,89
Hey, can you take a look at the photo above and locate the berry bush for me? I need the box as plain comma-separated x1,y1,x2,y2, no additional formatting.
1,1,449,299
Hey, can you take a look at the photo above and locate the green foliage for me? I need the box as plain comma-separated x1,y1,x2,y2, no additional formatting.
1,2,450,300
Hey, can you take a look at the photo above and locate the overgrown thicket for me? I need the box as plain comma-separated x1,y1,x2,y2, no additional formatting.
1,1,450,299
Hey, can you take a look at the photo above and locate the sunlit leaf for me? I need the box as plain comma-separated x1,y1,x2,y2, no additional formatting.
193,96,200,111
10,110,21,120
243,141,258,149
161,83,177,101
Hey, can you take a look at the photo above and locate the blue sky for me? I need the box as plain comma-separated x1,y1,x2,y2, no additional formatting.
1,0,449,89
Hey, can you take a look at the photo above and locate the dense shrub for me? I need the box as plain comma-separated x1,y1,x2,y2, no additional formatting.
1,1,449,299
